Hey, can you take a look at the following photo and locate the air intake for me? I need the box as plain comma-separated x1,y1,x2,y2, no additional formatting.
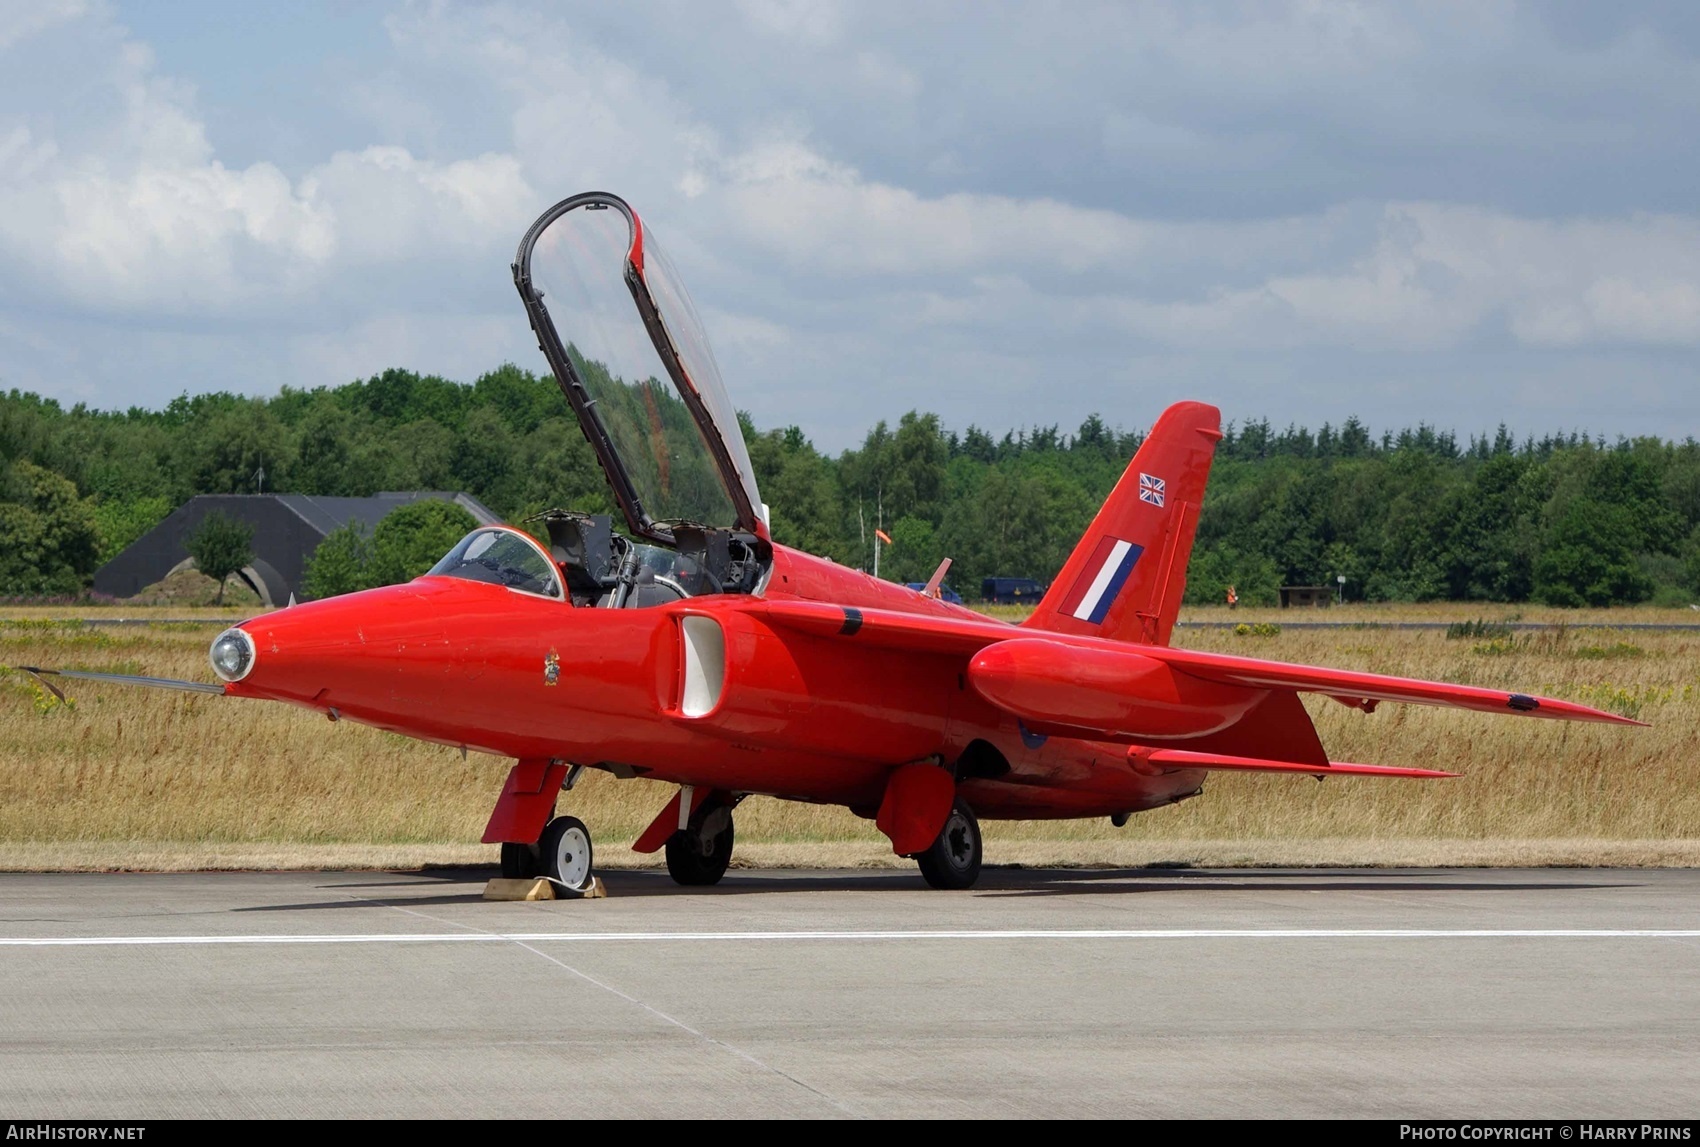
679,616,726,718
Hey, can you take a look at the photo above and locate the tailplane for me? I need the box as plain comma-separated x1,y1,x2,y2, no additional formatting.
1024,400,1221,645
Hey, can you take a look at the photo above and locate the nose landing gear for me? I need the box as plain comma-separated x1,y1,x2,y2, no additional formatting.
498,816,596,895
538,814,596,894
499,841,541,879
490,760,597,892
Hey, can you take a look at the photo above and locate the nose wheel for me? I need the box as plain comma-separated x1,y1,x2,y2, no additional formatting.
665,801,735,886
538,815,596,893
915,799,982,890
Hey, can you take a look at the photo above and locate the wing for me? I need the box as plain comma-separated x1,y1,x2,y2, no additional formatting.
757,601,1640,729
1145,643,1640,725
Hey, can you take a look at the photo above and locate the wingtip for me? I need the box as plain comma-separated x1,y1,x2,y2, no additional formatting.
1515,693,1649,728
1570,704,1650,728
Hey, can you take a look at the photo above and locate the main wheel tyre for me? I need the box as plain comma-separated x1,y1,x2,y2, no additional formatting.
665,803,735,886
916,799,982,890
500,841,541,879
538,815,595,893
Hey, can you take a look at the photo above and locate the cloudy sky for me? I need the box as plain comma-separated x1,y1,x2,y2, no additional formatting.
2,1,1697,449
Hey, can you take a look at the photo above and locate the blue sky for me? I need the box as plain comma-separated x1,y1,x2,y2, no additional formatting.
2,1,1697,449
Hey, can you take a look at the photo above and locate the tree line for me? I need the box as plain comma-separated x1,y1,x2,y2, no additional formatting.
2,365,1698,607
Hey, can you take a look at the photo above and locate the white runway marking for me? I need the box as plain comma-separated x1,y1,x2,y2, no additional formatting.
1,928,1698,948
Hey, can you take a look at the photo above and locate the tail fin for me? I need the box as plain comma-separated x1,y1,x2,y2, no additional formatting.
1024,400,1220,646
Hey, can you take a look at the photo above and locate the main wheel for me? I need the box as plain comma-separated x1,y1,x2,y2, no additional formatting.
665,802,734,886
500,841,540,879
916,799,982,890
538,815,595,893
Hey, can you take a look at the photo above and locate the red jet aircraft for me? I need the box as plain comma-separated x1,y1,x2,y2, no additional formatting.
19,192,1640,892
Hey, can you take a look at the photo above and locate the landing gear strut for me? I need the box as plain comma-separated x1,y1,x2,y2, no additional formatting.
666,800,735,886
916,798,982,890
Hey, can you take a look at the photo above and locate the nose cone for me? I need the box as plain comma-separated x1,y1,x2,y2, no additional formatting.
218,575,590,761
221,581,453,707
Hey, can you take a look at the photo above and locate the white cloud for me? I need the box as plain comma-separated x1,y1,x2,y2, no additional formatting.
711,140,1166,277
297,146,533,263
684,133,1700,357
0,124,57,184
287,309,527,392
850,50,919,101
0,0,86,53
735,0,845,47
1256,205,1700,350
1578,278,1700,345
0,7,537,320
0,0,1697,447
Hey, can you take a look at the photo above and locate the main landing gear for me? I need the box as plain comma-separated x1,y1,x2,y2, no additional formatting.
502,815,596,895
915,798,983,890
666,798,736,886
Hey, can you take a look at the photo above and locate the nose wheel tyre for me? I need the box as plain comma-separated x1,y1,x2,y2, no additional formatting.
539,815,595,893
916,799,982,890
665,802,735,886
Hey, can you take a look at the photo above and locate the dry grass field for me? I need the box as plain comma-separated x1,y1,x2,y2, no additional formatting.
1,602,1695,870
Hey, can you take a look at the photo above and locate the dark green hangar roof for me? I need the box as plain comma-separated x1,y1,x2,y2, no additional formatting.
92,492,500,607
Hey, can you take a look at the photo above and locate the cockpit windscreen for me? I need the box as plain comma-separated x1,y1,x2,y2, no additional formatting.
428,528,563,599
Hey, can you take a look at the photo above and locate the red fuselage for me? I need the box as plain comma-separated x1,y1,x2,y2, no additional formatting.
227,543,1207,821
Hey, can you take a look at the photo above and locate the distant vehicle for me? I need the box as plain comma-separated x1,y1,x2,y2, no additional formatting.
906,582,964,605
982,576,1047,604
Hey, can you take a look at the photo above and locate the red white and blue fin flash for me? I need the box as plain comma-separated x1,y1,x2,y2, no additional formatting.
1058,536,1144,625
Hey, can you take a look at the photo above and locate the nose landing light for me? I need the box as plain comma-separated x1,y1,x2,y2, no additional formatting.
209,628,257,683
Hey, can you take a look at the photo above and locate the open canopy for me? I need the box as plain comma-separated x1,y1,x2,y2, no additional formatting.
513,192,764,544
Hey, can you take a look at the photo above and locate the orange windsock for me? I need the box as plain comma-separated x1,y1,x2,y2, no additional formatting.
874,529,893,546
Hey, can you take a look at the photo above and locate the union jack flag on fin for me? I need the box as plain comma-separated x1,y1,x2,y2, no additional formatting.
1139,473,1166,507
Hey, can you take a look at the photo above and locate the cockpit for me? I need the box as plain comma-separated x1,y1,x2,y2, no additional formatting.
536,511,764,608
429,520,756,609
511,192,773,604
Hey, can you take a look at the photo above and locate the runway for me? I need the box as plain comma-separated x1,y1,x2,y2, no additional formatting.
2,867,1697,1117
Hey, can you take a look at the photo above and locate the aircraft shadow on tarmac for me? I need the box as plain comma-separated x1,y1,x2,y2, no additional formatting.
950,870,1640,899
226,866,1638,912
